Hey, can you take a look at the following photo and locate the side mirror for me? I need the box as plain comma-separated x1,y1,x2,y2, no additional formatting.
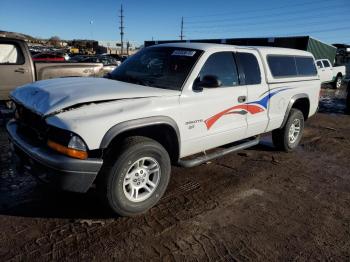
193,75,221,92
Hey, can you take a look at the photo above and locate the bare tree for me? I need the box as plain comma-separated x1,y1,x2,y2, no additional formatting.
49,36,61,47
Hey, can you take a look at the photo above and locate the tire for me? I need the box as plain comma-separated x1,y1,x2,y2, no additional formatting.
333,75,342,89
98,136,171,216
272,109,304,152
346,81,350,113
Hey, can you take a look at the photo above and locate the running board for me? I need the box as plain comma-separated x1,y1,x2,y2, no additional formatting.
177,137,260,168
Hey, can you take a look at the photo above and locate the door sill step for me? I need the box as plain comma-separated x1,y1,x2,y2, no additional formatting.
177,136,260,168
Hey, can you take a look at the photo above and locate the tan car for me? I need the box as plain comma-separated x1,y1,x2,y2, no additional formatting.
0,37,104,100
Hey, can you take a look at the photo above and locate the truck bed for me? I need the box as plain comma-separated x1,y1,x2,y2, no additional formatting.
34,62,104,80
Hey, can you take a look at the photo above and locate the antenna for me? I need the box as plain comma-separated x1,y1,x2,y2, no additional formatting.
180,16,185,40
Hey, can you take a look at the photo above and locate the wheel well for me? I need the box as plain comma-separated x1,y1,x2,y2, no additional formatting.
292,98,310,120
105,124,180,163
336,73,343,78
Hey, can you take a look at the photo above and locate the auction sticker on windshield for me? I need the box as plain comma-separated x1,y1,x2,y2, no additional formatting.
172,50,196,56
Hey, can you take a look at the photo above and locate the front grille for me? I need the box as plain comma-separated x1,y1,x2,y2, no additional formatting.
15,103,48,146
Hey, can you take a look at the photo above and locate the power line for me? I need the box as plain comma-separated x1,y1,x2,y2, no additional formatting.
179,1,349,44
185,14,348,34
184,0,331,19
184,9,349,31
186,25,350,38
185,3,348,25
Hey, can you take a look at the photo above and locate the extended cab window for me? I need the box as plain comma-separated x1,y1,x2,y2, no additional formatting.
110,47,203,90
0,43,24,64
199,52,239,87
316,61,323,68
236,52,261,85
323,60,330,67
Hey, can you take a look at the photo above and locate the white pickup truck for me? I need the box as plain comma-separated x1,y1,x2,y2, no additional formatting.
7,43,320,216
315,59,346,88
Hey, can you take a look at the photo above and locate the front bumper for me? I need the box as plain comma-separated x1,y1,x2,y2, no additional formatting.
6,120,103,193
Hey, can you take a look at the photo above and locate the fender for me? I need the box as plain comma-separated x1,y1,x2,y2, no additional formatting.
100,116,181,149
280,93,309,128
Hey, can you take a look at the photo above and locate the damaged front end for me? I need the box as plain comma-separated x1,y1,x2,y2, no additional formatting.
7,103,103,193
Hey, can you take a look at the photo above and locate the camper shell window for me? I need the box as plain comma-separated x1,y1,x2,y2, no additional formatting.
267,55,317,78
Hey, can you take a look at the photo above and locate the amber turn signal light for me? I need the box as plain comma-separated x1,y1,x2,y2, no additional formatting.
47,140,88,160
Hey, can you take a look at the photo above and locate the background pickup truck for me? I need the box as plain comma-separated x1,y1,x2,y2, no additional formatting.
316,59,346,88
0,37,104,100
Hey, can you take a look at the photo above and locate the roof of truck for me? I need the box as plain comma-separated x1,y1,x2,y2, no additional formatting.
152,42,314,57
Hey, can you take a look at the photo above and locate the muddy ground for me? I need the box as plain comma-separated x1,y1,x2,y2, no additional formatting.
0,84,349,261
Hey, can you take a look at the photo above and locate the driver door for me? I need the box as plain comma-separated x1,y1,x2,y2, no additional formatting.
316,60,326,83
0,40,34,100
179,52,248,157
322,60,333,82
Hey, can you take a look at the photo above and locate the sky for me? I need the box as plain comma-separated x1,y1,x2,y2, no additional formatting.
0,0,349,46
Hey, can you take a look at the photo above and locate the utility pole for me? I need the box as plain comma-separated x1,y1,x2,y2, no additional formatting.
127,41,130,56
119,4,125,55
180,16,184,40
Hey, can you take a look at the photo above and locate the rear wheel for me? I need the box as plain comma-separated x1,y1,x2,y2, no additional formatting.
333,75,342,89
346,81,350,113
272,109,304,152
98,136,171,216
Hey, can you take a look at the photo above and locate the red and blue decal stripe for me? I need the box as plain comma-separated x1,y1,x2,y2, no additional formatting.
204,87,292,130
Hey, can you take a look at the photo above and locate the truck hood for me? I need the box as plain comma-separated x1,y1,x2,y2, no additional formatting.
10,77,180,116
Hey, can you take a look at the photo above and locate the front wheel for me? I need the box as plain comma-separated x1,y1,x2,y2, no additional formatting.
272,109,304,152
98,136,171,216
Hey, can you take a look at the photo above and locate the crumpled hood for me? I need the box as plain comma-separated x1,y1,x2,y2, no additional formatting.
10,77,180,116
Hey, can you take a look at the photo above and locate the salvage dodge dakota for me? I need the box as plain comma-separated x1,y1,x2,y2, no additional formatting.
7,43,320,216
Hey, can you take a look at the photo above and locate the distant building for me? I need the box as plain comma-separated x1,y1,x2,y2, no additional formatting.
67,40,99,54
99,40,139,55
145,36,337,64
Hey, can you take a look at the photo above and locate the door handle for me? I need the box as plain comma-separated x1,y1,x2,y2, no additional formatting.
238,96,247,103
14,68,28,73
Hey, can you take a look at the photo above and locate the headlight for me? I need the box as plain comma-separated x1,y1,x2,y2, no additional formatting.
47,128,88,160
6,100,16,110
68,136,87,151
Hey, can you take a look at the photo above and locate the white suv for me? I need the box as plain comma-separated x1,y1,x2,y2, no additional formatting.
7,43,320,216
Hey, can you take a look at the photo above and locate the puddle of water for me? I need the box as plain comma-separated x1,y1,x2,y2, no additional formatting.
319,85,348,114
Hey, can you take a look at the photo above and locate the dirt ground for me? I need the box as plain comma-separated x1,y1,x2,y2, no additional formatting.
0,85,349,261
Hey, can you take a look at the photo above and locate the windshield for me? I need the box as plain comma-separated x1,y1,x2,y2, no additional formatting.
109,46,203,90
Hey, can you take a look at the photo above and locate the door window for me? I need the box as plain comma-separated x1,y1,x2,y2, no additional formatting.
316,61,323,68
236,52,261,85
322,60,331,67
199,52,239,87
0,43,24,64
